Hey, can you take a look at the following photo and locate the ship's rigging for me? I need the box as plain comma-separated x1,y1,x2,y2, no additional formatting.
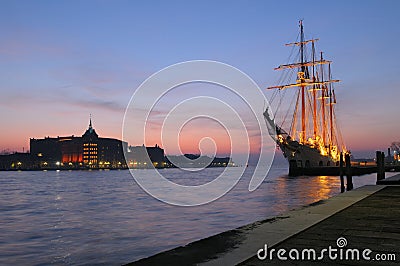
267,20,346,162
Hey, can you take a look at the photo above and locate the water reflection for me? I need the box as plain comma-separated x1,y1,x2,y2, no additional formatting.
273,174,339,212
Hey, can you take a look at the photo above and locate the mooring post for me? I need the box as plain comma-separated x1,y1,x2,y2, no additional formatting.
376,151,381,181
339,152,345,193
381,151,386,180
376,151,384,182
345,153,353,191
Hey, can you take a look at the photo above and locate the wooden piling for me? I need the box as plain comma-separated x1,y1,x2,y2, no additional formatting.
345,153,353,191
339,152,345,193
376,151,385,183
380,151,385,180
379,152,385,180
376,151,382,182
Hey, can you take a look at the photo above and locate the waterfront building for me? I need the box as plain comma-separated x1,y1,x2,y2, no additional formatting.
125,144,165,168
0,117,233,170
29,117,128,169
0,152,33,170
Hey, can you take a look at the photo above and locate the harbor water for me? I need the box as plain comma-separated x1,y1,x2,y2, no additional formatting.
0,163,394,265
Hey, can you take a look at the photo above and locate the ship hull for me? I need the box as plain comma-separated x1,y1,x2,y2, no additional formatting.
278,140,379,176
278,140,337,176
264,109,339,176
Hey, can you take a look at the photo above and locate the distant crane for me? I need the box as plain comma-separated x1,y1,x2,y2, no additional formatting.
391,142,400,152
391,142,400,162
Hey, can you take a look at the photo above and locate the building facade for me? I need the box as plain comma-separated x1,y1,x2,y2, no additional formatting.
125,144,165,168
29,118,127,169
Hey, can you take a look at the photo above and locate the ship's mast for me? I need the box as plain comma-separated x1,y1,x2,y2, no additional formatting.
312,41,317,140
300,20,306,144
328,63,334,152
320,52,326,147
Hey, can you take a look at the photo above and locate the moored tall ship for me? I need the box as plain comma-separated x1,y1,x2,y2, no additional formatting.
264,21,347,176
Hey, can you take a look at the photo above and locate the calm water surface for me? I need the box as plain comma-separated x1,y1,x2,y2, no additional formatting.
0,165,394,265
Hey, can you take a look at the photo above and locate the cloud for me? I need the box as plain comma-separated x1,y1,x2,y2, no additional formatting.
0,84,128,114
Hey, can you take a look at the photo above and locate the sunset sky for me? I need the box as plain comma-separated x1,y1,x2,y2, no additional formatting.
1,1,399,158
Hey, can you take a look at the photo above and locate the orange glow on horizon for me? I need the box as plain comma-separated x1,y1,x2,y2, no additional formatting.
141,116,264,156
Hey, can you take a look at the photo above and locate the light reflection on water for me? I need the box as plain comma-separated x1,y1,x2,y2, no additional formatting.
0,166,394,265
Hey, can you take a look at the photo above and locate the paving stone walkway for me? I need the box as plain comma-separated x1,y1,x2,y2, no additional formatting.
241,186,400,265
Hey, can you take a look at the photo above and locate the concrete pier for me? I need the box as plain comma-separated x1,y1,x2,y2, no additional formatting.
127,180,400,265
377,173,400,185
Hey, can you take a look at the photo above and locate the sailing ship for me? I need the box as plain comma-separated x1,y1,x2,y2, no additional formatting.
264,21,347,176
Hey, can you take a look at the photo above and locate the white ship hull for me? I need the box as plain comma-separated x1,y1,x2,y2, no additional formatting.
264,109,337,176
278,140,336,168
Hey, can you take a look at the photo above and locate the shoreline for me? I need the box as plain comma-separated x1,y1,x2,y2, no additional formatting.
126,184,392,265
0,165,238,172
